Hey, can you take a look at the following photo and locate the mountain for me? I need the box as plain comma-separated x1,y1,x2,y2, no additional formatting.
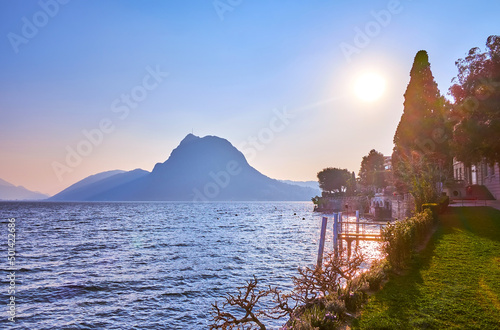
51,134,316,201
49,169,149,201
59,169,126,192
0,179,49,200
280,180,321,196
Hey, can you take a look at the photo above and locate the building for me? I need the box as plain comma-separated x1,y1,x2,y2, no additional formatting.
383,156,392,170
452,159,500,199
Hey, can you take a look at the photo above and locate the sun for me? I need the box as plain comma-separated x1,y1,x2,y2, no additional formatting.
353,73,386,102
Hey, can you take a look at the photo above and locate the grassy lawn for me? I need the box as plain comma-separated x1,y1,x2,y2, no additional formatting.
353,207,500,329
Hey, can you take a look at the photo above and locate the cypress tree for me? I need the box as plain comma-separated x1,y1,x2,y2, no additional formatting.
392,51,451,205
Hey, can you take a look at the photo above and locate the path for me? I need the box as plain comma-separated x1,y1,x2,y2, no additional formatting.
449,199,500,211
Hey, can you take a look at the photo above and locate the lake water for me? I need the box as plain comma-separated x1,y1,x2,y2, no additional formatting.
0,202,381,329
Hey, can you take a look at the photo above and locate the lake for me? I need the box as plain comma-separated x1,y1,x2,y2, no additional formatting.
0,201,381,329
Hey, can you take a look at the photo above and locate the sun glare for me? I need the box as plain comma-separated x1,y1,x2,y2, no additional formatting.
354,73,386,102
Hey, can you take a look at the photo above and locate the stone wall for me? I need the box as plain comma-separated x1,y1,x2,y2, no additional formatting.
314,196,369,215
391,193,415,219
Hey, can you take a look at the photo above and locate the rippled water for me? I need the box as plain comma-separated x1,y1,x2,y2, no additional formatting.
0,202,381,329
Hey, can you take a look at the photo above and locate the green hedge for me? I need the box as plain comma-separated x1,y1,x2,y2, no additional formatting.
422,203,439,220
381,209,434,271
438,194,450,212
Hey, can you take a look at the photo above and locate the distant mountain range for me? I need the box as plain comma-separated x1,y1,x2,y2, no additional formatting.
280,180,321,196
0,178,49,200
49,169,149,201
49,134,317,201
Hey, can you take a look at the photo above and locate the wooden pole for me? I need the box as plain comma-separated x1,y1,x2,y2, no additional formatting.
333,213,338,257
356,210,360,246
356,210,360,232
338,212,343,251
347,239,352,259
317,217,328,268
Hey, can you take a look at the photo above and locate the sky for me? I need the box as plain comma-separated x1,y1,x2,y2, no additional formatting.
0,0,499,196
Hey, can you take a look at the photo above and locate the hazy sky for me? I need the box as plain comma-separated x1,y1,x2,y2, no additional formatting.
1,0,498,196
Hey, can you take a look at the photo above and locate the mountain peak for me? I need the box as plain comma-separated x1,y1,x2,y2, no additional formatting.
153,133,247,175
179,133,200,145
50,134,316,201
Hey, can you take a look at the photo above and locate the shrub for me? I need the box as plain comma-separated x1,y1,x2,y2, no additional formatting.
364,259,388,291
438,194,449,213
286,304,342,330
422,203,439,220
381,209,434,271
344,290,367,312
211,248,368,329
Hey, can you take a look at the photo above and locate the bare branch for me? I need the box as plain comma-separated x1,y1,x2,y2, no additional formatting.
209,276,270,330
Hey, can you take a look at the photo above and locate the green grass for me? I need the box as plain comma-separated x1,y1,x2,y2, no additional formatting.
353,207,500,329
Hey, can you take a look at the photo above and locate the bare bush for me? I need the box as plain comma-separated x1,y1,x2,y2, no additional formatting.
289,248,364,306
210,248,367,329
210,276,270,330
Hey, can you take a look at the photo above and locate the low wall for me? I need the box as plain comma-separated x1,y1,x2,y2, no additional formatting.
391,193,415,219
314,196,369,215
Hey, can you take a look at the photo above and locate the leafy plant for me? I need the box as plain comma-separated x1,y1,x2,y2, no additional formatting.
364,259,388,291
381,209,434,271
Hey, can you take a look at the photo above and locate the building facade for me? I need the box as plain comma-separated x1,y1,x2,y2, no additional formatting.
452,159,500,199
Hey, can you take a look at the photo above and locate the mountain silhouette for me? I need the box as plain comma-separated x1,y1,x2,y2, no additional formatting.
49,169,149,201
280,180,321,196
0,178,49,200
50,134,316,201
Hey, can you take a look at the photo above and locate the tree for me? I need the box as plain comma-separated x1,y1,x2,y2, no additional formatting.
358,149,386,189
393,51,449,158
450,35,500,165
317,167,351,195
392,50,452,201
395,152,441,211
346,171,357,195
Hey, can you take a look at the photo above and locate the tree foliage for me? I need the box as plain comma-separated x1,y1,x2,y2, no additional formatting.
392,50,452,196
346,171,357,195
317,167,351,195
394,152,442,211
358,149,386,189
450,35,500,165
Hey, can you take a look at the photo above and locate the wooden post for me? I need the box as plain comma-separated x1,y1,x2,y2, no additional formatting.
317,217,328,268
338,212,343,251
356,210,360,246
347,239,352,259
333,213,338,257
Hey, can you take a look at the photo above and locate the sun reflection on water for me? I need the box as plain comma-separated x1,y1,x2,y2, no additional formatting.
315,214,386,270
